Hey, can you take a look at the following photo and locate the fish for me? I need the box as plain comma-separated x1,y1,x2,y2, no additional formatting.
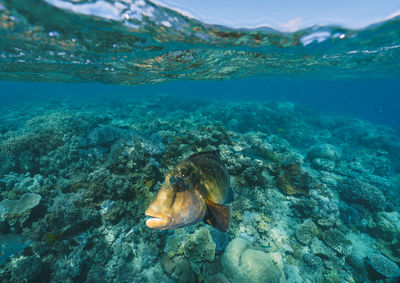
145,150,233,232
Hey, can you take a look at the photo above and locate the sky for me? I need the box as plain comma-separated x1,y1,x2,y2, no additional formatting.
152,0,400,31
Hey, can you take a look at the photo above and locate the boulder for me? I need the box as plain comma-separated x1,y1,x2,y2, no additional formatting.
222,238,282,283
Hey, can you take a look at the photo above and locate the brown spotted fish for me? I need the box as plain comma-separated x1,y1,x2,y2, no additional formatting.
145,151,233,232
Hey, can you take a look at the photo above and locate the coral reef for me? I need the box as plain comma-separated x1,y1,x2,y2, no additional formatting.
0,94,399,282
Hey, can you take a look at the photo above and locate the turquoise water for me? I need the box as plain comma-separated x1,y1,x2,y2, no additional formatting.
1,1,400,282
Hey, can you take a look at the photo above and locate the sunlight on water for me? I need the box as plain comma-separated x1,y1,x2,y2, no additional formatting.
0,0,399,84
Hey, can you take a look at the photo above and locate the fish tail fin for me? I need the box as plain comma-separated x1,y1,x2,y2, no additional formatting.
205,199,230,232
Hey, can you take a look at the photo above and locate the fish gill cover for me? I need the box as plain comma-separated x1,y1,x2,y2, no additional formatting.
0,0,400,84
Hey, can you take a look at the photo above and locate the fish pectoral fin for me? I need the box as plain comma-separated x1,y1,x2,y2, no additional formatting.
205,199,230,232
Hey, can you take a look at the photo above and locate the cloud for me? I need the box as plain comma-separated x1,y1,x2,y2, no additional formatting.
44,0,122,21
280,17,303,32
386,10,400,20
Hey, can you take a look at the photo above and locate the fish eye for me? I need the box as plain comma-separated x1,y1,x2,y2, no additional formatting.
170,176,189,192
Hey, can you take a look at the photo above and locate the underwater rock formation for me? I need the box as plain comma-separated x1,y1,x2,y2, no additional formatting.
322,229,353,256
373,211,400,241
295,219,320,245
160,255,196,283
221,238,283,283
183,228,216,262
0,193,41,215
0,192,41,226
338,178,386,210
275,163,312,196
367,253,400,279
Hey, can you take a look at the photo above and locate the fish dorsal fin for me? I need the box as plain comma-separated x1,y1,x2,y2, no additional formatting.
205,199,230,232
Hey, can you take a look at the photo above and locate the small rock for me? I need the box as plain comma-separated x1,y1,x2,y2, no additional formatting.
367,253,400,278
307,144,341,161
207,273,230,283
322,229,353,255
160,255,196,283
310,238,332,260
295,219,319,245
302,253,323,268
183,228,216,262
210,228,229,253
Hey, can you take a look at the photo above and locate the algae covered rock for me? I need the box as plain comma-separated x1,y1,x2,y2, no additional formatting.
221,238,281,283
160,255,196,283
310,238,332,260
295,219,319,245
207,273,230,283
276,163,313,196
374,211,400,241
302,253,323,268
87,125,123,146
307,144,341,162
322,229,353,255
367,253,400,278
338,178,386,211
183,228,216,262
164,234,183,258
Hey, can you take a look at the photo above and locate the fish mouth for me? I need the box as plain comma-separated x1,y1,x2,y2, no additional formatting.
145,209,172,230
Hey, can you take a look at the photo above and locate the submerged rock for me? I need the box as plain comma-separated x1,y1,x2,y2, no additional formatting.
276,164,313,196
338,178,386,211
302,253,323,268
207,273,230,283
87,125,124,146
373,211,400,241
183,228,216,262
307,144,342,162
310,238,332,260
0,193,41,217
221,238,282,283
160,255,196,283
210,228,229,253
367,253,400,278
322,229,353,255
295,219,319,245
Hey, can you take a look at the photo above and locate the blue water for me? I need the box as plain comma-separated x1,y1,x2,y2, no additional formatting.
2,78,400,131
1,1,400,282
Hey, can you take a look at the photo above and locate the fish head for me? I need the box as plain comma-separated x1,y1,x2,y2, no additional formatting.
145,171,206,230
